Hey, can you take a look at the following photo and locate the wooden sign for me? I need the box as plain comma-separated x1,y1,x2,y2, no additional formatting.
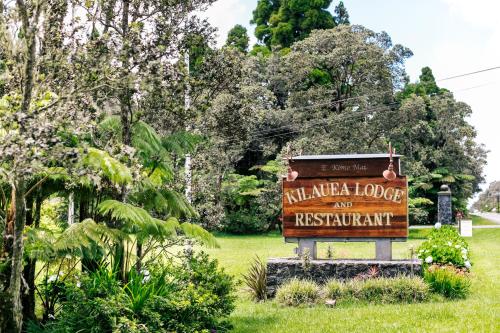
289,154,401,178
282,176,408,238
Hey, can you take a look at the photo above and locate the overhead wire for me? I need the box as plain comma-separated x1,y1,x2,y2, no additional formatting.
437,66,500,81
202,65,499,150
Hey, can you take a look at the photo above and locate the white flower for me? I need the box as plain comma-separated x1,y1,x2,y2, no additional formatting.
447,242,452,246
462,254,468,259
455,245,460,249
47,275,57,283
141,269,150,276
76,282,81,288
425,256,433,264
464,261,471,269
434,222,442,229
142,275,151,283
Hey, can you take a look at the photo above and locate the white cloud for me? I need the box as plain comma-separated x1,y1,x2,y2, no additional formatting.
200,0,254,47
438,0,500,199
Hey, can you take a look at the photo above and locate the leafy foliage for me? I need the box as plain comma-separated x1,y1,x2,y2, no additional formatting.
33,251,235,333
226,24,250,52
82,148,133,186
417,226,471,268
251,0,337,48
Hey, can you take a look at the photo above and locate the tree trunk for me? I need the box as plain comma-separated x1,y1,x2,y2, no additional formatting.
21,194,38,322
4,2,40,331
6,178,27,333
116,0,131,281
135,242,142,272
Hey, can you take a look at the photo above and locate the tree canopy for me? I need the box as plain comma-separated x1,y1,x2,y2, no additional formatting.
226,24,250,52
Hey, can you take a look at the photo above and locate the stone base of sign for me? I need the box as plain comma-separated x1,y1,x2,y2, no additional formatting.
266,258,422,297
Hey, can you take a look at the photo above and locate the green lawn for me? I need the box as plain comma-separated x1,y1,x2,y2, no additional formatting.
471,215,499,226
206,229,500,333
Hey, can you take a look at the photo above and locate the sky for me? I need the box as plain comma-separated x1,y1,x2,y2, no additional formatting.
201,0,500,195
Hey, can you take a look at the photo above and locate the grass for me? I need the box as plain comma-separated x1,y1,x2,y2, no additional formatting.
471,214,499,226
206,229,500,333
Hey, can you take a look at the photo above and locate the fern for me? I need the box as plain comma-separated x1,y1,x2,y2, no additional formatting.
97,200,214,246
162,131,203,155
82,148,133,185
180,222,219,248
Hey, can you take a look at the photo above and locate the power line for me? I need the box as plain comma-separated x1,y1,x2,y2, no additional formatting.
216,102,400,148
438,66,500,81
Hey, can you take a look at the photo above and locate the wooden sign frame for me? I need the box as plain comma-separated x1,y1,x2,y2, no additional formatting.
282,154,408,241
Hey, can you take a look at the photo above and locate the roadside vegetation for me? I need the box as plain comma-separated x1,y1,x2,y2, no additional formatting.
206,229,499,333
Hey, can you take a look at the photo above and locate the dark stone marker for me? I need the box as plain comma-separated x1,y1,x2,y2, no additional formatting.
438,184,452,225
266,258,422,297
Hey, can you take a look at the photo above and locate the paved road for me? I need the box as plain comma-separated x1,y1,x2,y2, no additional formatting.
473,212,500,224
409,221,500,229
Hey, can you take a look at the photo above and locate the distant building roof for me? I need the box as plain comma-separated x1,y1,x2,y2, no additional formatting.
292,154,402,160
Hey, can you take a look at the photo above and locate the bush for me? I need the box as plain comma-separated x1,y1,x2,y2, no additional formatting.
35,251,236,333
417,225,471,269
325,276,430,304
276,278,321,306
141,251,236,332
222,208,270,233
219,170,281,234
424,265,471,299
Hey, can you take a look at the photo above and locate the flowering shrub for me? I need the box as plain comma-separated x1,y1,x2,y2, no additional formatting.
417,225,471,269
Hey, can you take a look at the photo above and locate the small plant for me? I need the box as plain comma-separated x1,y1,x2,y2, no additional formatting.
276,278,321,306
326,245,334,259
355,265,379,281
242,256,267,301
325,276,429,304
301,248,312,273
424,265,471,299
417,225,471,269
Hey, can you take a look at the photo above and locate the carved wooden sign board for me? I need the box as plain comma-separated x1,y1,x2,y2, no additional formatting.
282,154,408,239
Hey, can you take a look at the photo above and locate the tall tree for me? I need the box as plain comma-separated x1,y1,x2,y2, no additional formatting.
226,24,249,52
0,1,97,331
391,67,487,220
251,0,336,48
334,1,350,25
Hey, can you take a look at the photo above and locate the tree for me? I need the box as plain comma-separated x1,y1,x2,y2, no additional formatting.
226,24,249,52
391,67,487,221
334,1,350,25
251,0,336,48
276,25,412,154
0,1,99,331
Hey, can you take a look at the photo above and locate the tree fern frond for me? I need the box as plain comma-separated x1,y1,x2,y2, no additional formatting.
160,189,198,218
54,218,125,254
98,200,154,234
99,115,122,140
179,222,219,248
162,131,203,155
132,120,164,158
82,148,133,185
